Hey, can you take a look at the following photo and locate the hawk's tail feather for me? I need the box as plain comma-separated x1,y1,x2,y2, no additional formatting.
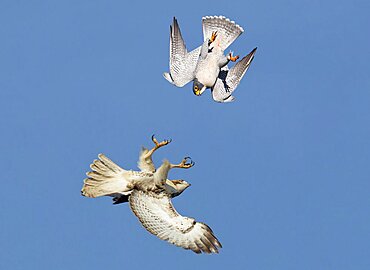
81,154,128,198
96,154,123,173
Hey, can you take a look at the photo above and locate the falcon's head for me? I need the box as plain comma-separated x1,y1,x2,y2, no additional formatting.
193,79,206,96
166,179,191,197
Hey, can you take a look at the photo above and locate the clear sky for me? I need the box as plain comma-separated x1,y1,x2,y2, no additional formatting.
1,0,370,269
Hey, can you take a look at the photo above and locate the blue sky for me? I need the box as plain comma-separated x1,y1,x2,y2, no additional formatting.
1,0,370,269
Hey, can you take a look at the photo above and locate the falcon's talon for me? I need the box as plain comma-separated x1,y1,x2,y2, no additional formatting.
228,52,239,62
210,31,217,43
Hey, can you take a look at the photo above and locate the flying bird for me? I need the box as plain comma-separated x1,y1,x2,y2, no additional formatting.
163,16,257,102
81,136,222,254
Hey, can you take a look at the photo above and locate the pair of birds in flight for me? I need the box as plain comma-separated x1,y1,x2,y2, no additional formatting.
82,16,256,254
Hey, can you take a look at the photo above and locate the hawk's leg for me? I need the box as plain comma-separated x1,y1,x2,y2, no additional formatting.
228,52,239,62
144,135,172,159
170,157,195,169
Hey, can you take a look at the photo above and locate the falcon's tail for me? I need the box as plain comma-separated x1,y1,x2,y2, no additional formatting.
81,154,131,198
202,16,244,51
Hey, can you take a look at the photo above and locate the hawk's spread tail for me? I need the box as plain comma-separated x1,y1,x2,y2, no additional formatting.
81,154,130,199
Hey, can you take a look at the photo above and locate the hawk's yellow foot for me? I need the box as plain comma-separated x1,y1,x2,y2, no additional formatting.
143,135,172,160
171,157,195,169
151,134,172,149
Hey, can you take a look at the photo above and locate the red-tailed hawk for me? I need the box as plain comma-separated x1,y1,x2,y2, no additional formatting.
81,136,222,254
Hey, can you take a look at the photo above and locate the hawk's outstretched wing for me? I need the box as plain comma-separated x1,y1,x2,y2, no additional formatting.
212,47,257,102
202,16,244,52
129,190,222,254
163,17,200,87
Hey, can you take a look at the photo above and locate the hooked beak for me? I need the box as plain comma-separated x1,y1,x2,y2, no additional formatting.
199,86,207,95
166,180,177,189
194,86,206,96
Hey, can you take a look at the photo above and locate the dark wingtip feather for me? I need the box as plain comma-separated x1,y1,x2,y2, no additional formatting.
191,247,202,254
246,47,257,59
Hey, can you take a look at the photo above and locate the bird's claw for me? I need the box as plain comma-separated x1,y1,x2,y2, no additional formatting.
151,134,157,143
209,31,218,44
181,157,195,168
161,138,172,146
228,52,239,62
151,134,172,148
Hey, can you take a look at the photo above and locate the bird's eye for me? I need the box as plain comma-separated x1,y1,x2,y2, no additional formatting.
194,86,198,91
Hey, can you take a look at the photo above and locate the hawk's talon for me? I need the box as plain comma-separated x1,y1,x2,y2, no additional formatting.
159,138,171,147
171,157,195,169
151,135,172,148
151,134,159,145
181,157,195,168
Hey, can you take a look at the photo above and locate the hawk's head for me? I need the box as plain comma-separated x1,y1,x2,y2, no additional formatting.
193,79,206,96
166,179,191,197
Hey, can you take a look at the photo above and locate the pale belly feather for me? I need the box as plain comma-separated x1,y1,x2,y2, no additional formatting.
195,53,222,88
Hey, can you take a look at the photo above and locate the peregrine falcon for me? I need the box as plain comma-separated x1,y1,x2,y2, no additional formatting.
163,16,257,102
81,136,222,254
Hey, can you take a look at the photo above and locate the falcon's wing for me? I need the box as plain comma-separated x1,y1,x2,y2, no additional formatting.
163,17,200,87
137,147,156,172
212,47,257,102
202,16,243,51
129,190,222,254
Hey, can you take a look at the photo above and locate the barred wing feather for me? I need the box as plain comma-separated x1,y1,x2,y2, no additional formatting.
164,17,200,87
212,47,257,102
129,190,222,254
